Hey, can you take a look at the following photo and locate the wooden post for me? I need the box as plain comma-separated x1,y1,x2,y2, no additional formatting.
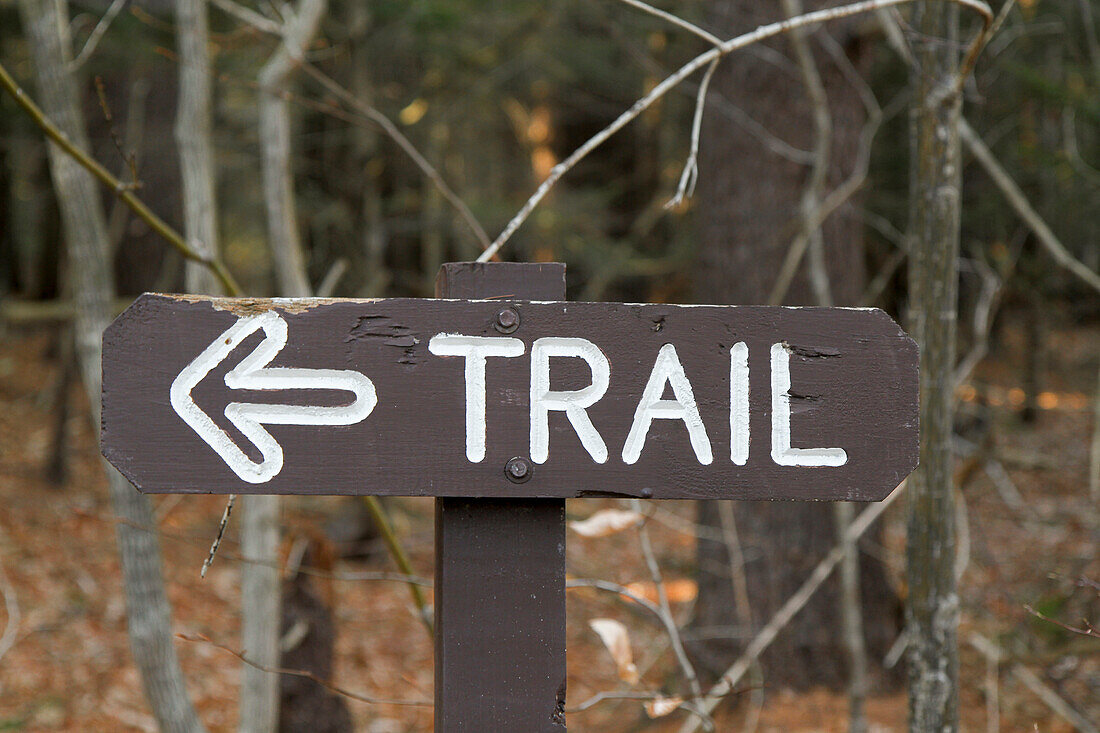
433,262,568,732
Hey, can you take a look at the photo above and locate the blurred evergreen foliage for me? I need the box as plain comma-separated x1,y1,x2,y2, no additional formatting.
0,0,1096,311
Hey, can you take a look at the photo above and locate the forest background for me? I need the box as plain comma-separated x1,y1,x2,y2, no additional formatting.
0,0,1097,731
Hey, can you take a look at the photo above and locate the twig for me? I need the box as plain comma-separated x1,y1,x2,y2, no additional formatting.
966,633,1001,733
567,689,674,714
297,62,490,251
980,458,1033,518
716,502,752,631
989,0,1018,43
316,258,348,298
767,92,901,305
201,495,235,577
954,487,970,580
666,56,719,209
648,504,730,543
178,633,432,707
954,257,1003,387
69,0,128,71
209,0,283,35
616,0,722,46
787,0,835,309
93,76,139,188
1025,605,1100,640
73,505,436,586
207,0,491,252
968,632,1099,733
678,480,906,733
0,58,242,295
715,501,766,733
107,76,149,255
566,578,664,620
630,499,708,724
959,118,1100,294
1063,109,1100,188
612,0,722,209
362,497,433,638
478,0,992,263
860,249,907,305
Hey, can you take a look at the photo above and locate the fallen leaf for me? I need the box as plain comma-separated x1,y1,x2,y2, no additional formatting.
588,618,639,685
569,509,643,538
644,695,683,718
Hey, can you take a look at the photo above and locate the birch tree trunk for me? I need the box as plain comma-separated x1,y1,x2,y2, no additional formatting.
17,1,205,731
174,0,221,294
257,0,326,299
906,2,962,730
241,3,327,730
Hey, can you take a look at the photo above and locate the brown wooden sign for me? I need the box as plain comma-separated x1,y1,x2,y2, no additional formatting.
101,291,918,501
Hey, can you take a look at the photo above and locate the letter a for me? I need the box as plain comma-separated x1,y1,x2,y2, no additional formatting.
623,344,712,465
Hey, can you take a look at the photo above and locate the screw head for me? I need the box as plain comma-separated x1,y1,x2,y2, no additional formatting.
495,307,520,333
505,456,532,483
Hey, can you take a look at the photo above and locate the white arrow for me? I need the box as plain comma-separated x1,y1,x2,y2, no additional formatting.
170,311,377,483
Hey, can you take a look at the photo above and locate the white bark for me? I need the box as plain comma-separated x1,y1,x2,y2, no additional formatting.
174,0,221,294
17,1,205,731
257,0,328,298
239,494,281,733
242,2,327,729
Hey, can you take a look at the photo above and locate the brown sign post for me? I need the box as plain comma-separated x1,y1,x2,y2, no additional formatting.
101,262,919,730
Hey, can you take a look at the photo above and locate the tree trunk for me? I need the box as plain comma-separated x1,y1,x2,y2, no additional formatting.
5,130,48,297
278,536,352,733
240,492,282,733
906,2,962,730
17,1,205,731
688,0,902,692
257,0,327,299
174,0,221,295
242,3,327,730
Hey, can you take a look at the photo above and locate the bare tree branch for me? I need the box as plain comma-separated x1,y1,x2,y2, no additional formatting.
667,56,719,209
178,633,433,707
0,59,242,295
616,0,723,46
954,257,1003,386
630,499,709,726
362,496,433,638
781,0,834,308
960,118,1100,294
208,0,491,251
678,480,907,733
69,0,128,71
200,495,235,578
968,632,1098,733
297,62,492,251
566,577,664,620
210,0,283,35
477,0,992,263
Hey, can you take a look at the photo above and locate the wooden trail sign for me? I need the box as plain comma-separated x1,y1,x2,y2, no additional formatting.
102,279,917,502
100,262,919,732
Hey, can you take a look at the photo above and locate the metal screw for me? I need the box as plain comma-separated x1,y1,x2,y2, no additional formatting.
495,307,520,333
505,456,532,483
